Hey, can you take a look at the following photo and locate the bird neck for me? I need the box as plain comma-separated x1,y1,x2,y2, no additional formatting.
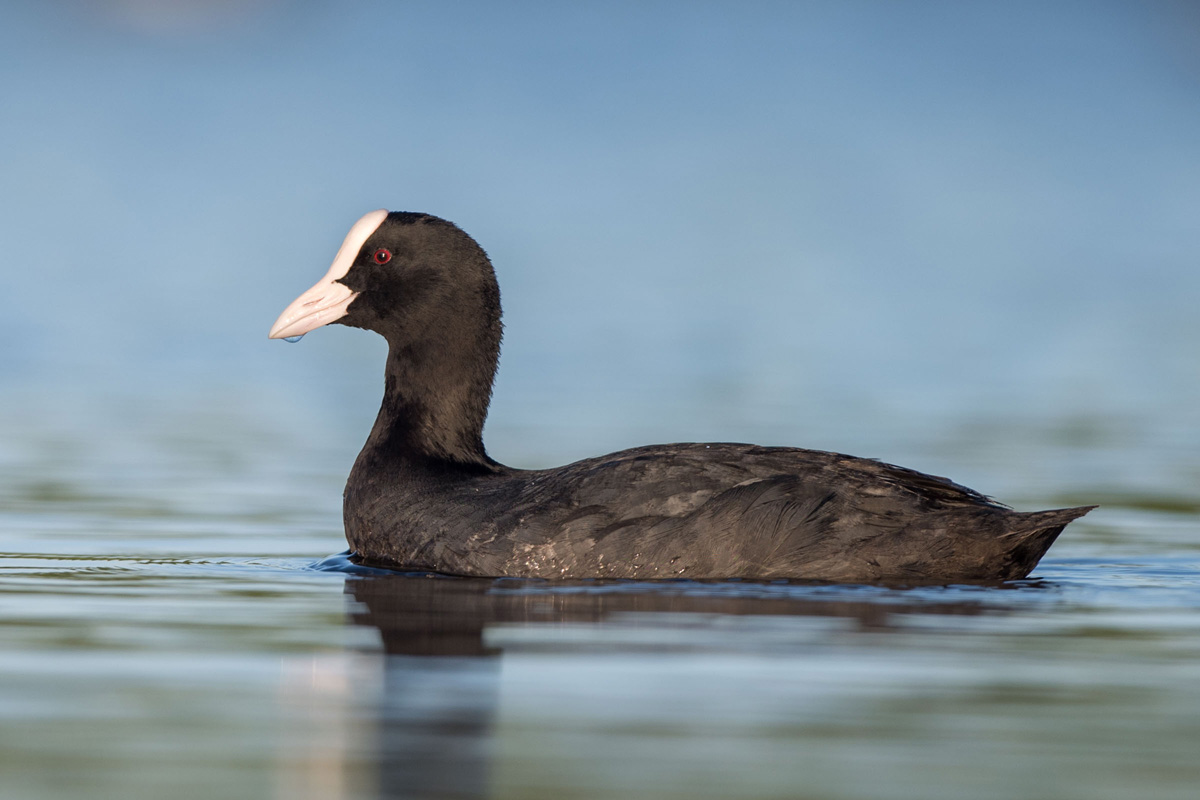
359,340,499,473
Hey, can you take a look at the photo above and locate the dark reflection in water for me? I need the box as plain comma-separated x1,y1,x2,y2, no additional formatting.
345,572,1008,654
346,576,499,800
341,568,1013,800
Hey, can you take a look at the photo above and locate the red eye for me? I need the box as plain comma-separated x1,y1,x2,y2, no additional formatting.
373,248,392,265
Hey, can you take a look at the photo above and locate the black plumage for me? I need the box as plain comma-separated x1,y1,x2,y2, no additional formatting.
272,211,1093,583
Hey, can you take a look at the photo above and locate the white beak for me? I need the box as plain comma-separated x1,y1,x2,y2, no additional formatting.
268,209,389,340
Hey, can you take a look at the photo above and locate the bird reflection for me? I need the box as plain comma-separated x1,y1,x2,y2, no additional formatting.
341,571,1005,799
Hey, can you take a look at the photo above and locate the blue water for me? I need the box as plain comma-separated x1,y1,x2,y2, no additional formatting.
2,2,1200,799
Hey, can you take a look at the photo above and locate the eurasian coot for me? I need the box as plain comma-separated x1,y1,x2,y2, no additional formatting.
269,210,1092,583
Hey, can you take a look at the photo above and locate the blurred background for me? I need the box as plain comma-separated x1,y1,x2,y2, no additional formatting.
3,0,1197,484
2,3,1200,799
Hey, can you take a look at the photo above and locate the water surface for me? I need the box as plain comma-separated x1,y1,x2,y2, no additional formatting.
2,389,1198,800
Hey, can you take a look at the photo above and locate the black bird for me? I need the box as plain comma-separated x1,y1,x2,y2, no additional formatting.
270,210,1092,583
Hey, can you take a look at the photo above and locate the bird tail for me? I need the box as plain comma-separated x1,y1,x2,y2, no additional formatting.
1000,505,1096,579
